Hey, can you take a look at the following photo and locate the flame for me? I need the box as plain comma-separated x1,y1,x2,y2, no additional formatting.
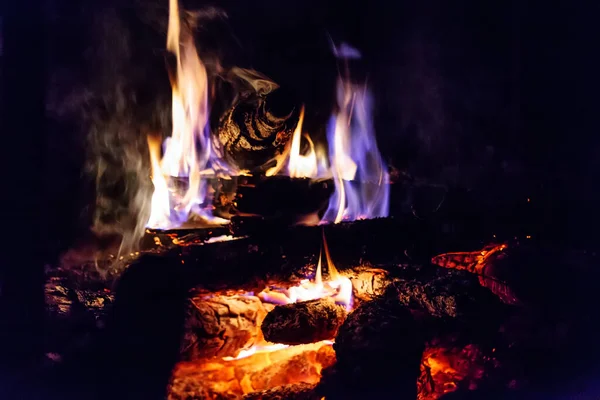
265,106,329,179
321,77,390,223
288,108,317,178
268,46,390,224
146,0,230,230
257,231,353,310
147,8,388,231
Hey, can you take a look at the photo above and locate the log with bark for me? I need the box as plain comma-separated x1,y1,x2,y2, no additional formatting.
261,298,347,345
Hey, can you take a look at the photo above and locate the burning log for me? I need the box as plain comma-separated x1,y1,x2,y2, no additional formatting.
180,293,271,360
242,383,319,400
217,87,300,173
323,298,425,399
261,298,347,345
223,176,334,224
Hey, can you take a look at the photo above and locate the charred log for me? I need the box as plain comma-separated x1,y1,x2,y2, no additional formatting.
324,298,425,399
180,293,270,361
217,88,300,173
261,298,347,345
226,176,333,224
389,269,506,319
44,275,114,355
243,383,319,400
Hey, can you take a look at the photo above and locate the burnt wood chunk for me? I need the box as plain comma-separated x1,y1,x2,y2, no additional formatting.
242,383,319,400
390,269,505,319
180,294,270,360
327,299,425,399
261,298,347,345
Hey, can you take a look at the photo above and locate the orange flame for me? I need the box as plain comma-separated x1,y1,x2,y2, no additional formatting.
257,231,353,310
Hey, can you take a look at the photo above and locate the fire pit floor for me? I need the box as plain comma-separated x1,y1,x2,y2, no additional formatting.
42,219,600,399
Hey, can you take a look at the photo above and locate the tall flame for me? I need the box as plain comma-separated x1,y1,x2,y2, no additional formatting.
321,47,390,223
146,0,227,229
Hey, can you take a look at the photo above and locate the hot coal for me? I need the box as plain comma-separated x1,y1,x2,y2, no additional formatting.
168,341,335,399
261,298,347,345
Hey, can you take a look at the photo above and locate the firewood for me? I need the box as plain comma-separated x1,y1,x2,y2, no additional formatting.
261,298,347,345
226,176,333,225
242,383,319,400
216,87,300,173
180,293,271,360
325,298,425,399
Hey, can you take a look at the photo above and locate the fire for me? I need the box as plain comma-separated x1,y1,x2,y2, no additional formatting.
322,74,390,223
146,1,389,230
269,47,390,224
265,106,328,179
146,0,230,230
257,232,353,310
170,341,336,398
287,108,328,179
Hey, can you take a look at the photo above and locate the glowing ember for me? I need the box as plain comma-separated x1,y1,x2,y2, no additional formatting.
418,344,491,400
431,243,508,274
258,232,353,310
169,340,336,398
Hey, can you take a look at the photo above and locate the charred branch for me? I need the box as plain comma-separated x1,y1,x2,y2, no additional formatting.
261,298,347,345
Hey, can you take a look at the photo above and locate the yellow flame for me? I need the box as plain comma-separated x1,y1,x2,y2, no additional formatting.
266,106,329,179
322,229,340,281
288,108,318,178
147,135,171,228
